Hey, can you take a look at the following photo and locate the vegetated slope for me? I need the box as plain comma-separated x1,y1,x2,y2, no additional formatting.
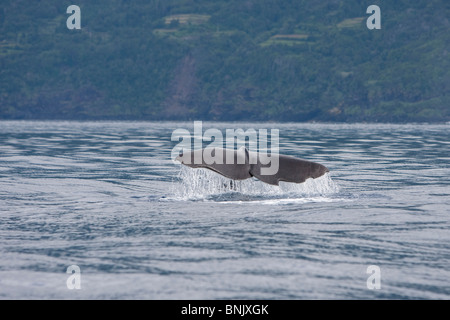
0,0,449,122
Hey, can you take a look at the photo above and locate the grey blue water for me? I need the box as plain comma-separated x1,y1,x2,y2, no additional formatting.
0,121,449,299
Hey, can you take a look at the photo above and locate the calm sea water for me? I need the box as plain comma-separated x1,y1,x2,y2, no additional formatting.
0,121,449,299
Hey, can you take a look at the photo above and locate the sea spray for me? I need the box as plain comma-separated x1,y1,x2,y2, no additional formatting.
171,166,339,201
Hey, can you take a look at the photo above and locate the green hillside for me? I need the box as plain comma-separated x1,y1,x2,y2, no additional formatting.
0,0,449,122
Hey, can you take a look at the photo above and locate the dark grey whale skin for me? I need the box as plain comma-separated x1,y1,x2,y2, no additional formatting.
175,147,329,186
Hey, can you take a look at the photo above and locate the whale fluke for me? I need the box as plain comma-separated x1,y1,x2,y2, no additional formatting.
175,147,329,186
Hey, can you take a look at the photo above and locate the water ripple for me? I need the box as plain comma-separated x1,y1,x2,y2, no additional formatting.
0,121,449,299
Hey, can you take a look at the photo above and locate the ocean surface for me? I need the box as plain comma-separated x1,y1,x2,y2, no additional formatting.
0,121,449,299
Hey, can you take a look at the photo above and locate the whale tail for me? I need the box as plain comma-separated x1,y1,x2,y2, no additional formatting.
175,147,329,186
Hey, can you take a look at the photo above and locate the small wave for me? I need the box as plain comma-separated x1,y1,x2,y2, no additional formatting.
167,166,340,202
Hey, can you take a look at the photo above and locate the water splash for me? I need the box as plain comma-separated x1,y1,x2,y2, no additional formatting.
169,166,340,201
